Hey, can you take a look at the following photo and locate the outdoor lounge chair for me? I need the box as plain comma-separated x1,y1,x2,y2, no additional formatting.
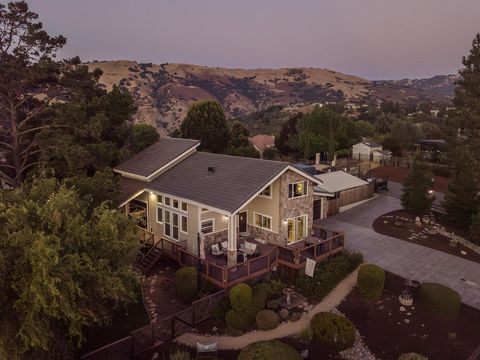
220,241,228,251
244,241,257,256
211,244,223,256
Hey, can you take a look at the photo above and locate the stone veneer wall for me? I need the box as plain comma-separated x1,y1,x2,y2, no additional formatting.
248,224,279,244
204,229,228,249
278,170,314,246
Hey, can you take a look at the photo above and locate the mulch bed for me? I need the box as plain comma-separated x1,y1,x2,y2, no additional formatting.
369,166,449,193
373,209,480,264
338,271,480,360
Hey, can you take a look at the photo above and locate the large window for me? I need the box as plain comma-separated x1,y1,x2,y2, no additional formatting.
254,212,272,231
181,215,188,233
156,207,163,223
201,219,214,234
259,185,272,198
288,181,307,199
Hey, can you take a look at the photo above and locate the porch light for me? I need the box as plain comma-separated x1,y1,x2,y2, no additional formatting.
224,215,229,221
283,220,288,226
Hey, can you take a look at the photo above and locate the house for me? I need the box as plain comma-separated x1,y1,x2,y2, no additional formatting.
352,141,383,161
313,171,374,217
248,134,275,157
415,139,446,162
371,149,392,163
114,138,344,287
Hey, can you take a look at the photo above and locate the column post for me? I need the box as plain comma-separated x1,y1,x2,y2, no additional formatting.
227,214,237,267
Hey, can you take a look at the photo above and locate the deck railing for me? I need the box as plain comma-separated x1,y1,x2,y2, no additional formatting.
159,225,342,287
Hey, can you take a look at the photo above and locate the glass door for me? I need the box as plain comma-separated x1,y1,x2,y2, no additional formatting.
172,213,179,240
164,210,171,237
287,219,296,243
164,210,180,241
287,215,307,243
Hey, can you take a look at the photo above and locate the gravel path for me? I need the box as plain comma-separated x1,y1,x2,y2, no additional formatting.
176,268,359,350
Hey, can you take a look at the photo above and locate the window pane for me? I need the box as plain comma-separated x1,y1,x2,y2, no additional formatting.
157,207,162,223
201,220,213,234
173,199,179,208
172,213,179,226
164,210,170,224
181,216,188,232
157,195,163,204
165,197,171,206
181,202,188,211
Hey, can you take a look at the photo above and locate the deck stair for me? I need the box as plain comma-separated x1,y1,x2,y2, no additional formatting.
135,243,163,274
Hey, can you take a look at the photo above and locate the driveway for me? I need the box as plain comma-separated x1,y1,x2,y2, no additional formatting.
316,194,480,310
386,181,445,207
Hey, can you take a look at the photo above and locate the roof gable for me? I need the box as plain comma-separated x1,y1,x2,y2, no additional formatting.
114,138,200,180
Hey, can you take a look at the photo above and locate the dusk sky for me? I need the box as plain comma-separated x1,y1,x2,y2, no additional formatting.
28,0,480,80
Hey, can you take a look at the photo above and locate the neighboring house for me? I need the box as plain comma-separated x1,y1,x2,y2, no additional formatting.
248,134,275,157
313,170,374,217
114,138,344,287
352,141,383,161
415,139,446,162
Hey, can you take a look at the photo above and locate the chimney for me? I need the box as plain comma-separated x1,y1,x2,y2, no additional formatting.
315,153,320,165
207,166,215,175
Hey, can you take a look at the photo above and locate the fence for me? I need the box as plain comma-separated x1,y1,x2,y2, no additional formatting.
326,183,374,216
80,290,226,360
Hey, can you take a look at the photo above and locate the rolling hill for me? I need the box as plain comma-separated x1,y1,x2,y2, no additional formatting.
87,60,456,136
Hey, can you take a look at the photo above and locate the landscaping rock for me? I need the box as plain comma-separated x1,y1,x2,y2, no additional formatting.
212,326,218,332
404,318,410,324
394,221,404,227
461,250,467,255
399,306,406,312
301,349,309,358
278,308,289,320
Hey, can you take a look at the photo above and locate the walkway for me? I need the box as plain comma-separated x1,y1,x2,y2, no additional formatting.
176,268,359,350
317,194,480,310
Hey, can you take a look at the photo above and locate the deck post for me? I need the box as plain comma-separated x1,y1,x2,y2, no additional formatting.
227,214,237,267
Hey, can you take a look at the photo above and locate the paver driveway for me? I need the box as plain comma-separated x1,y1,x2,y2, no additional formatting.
316,194,480,310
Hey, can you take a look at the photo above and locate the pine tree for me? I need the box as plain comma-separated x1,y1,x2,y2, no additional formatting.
442,146,479,228
401,160,434,215
454,33,480,155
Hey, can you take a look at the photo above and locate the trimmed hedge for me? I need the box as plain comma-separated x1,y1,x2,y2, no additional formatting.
255,309,280,330
225,309,254,330
399,353,429,360
251,284,268,314
237,340,302,360
419,282,461,318
229,283,253,312
296,252,363,301
212,298,231,321
310,312,356,351
357,264,385,301
175,267,198,303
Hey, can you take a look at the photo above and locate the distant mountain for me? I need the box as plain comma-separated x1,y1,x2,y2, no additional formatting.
87,60,455,135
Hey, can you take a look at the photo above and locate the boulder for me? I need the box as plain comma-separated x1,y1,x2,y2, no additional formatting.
278,308,289,320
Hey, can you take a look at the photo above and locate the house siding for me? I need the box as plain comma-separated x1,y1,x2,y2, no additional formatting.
278,170,314,246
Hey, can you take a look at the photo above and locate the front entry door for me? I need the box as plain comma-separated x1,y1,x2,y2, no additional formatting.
238,212,247,233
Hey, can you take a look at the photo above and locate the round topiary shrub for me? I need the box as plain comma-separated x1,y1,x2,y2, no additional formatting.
251,285,268,314
229,283,253,312
212,298,231,321
357,264,385,301
237,340,302,360
225,309,254,330
419,282,461,318
398,353,429,360
175,267,198,303
310,312,355,351
255,309,280,330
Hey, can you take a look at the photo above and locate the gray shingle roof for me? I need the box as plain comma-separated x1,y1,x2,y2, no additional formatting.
114,138,200,178
118,177,146,206
145,152,289,213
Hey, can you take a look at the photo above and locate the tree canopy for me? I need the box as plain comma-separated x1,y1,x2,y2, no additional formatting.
401,160,434,216
0,178,140,359
179,100,230,153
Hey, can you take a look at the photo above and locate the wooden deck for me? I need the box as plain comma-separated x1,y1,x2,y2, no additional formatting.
157,225,345,288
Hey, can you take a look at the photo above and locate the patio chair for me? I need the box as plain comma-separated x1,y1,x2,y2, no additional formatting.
220,241,228,252
245,242,257,256
197,342,217,357
211,244,223,256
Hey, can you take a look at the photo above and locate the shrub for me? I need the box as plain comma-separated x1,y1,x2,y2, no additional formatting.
238,340,302,360
251,284,268,314
225,309,254,330
357,264,385,301
431,166,451,178
297,327,313,344
419,282,461,318
255,309,280,330
169,349,191,360
266,279,286,299
229,283,253,312
175,267,198,303
212,298,231,321
399,353,429,360
310,312,356,351
296,252,363,301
